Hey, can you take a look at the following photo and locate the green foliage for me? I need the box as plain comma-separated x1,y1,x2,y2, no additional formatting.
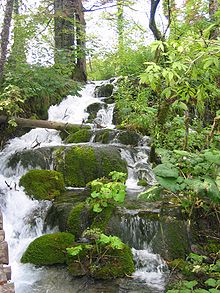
167,250,220,293
21,232,75,265
150,149,220,203
66,231,134,279
87,171,127,213
1,64,79,120
19,169,65,200
0,85,24,126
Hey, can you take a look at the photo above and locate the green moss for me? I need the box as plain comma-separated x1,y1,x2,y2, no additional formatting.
67,202,94,238
94,129,112,144
19,169,65,200
65,129,92,143
21,232,75,265
137,179,149,187
54,145,127,187
91,206,114,232
96,84,113,97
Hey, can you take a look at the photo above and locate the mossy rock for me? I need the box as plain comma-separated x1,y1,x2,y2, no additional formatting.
65,129,92,143
96,84,114,97
7,148,52,170
67,202,94,238
21,232,75,265
67,242,135,279
54,145,127,187
45,189,90,231
94,129,115,144
91,244,134,279
117,130,140,146
91,206,115,233
86,103,103,121
19,169,65,200
151,217,190,260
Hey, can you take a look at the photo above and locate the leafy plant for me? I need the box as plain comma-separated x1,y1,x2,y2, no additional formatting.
87,171,127,213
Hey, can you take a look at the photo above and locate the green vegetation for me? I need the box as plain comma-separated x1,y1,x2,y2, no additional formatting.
66,230,134,279
21,232,75,265
65,129,92,143
87,171,127,213
19,169,65,200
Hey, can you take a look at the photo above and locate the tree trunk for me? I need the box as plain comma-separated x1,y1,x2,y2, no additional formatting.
149,0,164,41
0,116,88,131
0,0,14,81
54,0,86,81
209,0,219,39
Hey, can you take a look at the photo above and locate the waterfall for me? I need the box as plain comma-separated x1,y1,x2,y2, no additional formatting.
0,80,168,292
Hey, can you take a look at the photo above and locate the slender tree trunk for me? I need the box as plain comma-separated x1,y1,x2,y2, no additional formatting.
117,0,124,51
149,0,164,41
0,0,14,81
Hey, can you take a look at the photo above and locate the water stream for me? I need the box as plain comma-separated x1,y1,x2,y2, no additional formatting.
0,81,168,292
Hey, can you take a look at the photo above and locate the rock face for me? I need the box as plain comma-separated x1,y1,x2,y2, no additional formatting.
108,204,191,260
0,210,15,293
54,145,127,187
19,169,65,200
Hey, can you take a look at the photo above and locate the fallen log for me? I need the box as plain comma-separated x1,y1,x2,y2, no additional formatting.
0,115,89,131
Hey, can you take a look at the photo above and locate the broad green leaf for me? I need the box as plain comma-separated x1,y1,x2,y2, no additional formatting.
209,289,220,293
183,280,198,289
66,245,82,256
205,278,217,287
153,163,179,178
157,176,179,192
203,150,220,165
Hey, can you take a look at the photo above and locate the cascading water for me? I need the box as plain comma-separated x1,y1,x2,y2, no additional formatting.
0,80,168,292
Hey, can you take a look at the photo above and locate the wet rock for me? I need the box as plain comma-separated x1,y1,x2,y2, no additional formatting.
108,204,190,260
65,129,92,143
7,147,52,171
86,103,104,122
0,242,9,264
95,84,114,97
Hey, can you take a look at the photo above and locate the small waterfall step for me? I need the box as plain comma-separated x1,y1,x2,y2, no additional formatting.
0,210,14,293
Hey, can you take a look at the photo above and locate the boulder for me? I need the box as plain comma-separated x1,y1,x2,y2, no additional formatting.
19,169,65,200
54,145,127,187
7,148,52,171
65,129,92,143
95,84,114,98
21,232,75,265
86,103,104,122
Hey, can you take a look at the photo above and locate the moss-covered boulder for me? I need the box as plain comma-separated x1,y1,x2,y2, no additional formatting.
19,169,65,200
67,240,135,279
95,84,114,97
65,129,92,143
94,129,116,144
45,189,90,231
67,202,94,238
86,102,103,122
117,130,140,146
21,232,75,265
54,145,127,187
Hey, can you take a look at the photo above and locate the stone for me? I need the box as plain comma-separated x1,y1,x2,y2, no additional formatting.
0,232,5,242
0,242,8,264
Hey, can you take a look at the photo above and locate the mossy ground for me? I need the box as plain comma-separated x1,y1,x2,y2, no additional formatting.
19,169,65,200
21,232,75,265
